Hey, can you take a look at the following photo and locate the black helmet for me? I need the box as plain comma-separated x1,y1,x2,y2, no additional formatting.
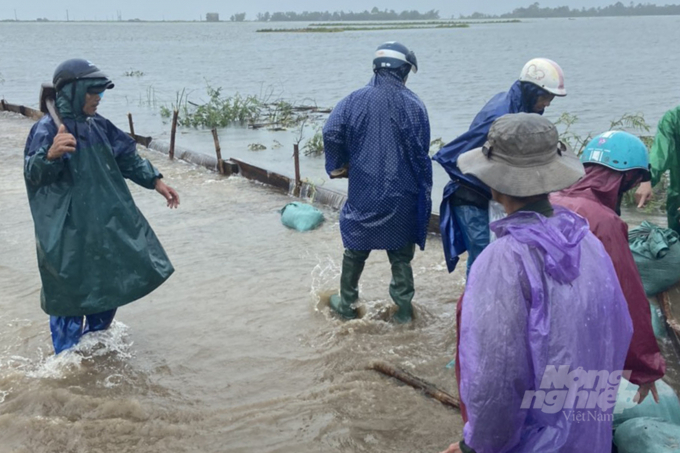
373,42,418,74
52,59,114,91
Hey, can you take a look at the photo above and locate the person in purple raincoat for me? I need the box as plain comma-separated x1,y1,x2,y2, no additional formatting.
439,113,633,453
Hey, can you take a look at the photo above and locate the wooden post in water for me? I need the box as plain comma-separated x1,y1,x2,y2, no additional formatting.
169,109,179,160
371,361,460,409
127,112,135,136
293,143,301,197
212,128,224,175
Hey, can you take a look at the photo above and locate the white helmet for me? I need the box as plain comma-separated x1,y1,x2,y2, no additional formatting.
519,58,566,97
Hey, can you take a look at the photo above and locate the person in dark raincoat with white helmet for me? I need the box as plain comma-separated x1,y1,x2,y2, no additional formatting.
433,58,567,275
323,42,432,323
24,59,179,354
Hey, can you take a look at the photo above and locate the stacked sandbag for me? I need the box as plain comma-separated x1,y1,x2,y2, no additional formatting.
629,221,680,296
280,202,325,232
614,379,680,429
614,417,680,453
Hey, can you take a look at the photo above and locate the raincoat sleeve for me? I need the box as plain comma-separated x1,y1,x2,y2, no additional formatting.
402,98,433,249
104,118,161,190
23,117,66,187
594,220,666,385
323,97,350,175
650,109,678,187
460,242,532,453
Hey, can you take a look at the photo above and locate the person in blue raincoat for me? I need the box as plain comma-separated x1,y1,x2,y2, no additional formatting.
24,59,179,354
433,58,567,275
323,42,432,323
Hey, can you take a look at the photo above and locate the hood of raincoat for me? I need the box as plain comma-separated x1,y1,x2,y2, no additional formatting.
56,78,108,122
491,206,589,284
556,164,644,214
460,202,633,452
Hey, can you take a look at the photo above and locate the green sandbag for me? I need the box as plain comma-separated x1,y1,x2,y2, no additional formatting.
614,379,680,429
614,417,680,453
280,202,324,232
629,221,680,296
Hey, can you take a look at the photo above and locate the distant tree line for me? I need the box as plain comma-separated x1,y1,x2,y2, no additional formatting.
463,1,680,19
230,13,246,22
255,7,440,22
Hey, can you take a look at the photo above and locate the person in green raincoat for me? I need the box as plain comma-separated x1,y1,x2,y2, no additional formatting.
23,59,178,354
636,105,680,234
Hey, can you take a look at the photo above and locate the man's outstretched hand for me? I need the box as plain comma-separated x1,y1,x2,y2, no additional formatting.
635,181,654,208
155,179,180,209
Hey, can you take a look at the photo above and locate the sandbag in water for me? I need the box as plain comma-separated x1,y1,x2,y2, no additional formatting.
614,378,680,429
614,417,680,453
280,202,324,232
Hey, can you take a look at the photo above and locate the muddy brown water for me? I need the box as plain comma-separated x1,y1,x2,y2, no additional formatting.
0,113,466,453
1,111,679,452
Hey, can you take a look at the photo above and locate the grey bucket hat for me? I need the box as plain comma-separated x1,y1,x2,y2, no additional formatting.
458,113,584,197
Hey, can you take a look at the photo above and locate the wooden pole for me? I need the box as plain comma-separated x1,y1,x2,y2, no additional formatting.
212,128,224,175
127,112,135,136
169,109,179,160
371,361,460,409
293,143,301,197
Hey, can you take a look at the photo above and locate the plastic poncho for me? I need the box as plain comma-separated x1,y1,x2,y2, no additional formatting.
551,165,666,385
460,207,633,453
323,70,432,251
650,105,680,234
432,81,545,272
24,79,174,317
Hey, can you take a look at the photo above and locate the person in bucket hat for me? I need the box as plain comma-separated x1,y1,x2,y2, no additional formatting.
440,113,632,453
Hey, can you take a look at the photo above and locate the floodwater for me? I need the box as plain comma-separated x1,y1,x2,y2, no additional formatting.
2,17,680,452
1,17,680,205
0,112,465,452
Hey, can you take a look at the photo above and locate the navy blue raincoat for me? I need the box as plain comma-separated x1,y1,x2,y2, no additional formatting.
323,70,432,251
433,81,544,272
24,84,174,317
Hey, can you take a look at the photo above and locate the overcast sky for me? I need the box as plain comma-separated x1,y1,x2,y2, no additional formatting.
0,0,665,21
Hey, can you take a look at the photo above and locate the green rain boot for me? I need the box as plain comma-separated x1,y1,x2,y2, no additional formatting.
329,249,369,320
387,244,416,323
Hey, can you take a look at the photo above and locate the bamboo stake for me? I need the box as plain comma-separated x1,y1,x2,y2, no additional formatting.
293,143,301,197
169,109,179,160
128,112,135,136
371,361,460,409
212,128,224,175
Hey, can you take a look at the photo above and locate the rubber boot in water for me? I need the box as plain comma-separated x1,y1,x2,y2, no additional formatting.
388,244,416,323
329,250,368,319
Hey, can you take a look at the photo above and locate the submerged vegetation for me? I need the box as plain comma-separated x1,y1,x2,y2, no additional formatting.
555,112,651,156
255,8,440,22
123,70,145,77
159,85,330,139
303,129,324,157
463,1,680,19
258,23,470,33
